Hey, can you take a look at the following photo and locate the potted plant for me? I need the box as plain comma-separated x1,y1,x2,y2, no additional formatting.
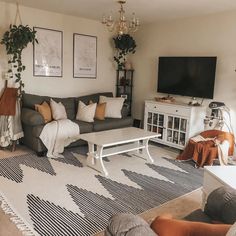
113,34,136,70
1,24,38,95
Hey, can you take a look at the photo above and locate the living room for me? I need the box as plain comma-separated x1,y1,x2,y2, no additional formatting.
0,0,236,236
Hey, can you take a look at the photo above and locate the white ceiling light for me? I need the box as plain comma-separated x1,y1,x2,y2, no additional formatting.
101,0,140,35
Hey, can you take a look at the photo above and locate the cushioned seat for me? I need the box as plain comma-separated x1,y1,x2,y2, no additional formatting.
73,120,93,134
93,117,133,132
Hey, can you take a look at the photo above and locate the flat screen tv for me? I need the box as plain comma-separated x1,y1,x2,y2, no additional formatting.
157,57,217,99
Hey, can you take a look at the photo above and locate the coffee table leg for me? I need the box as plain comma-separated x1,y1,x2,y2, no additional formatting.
136,139,154,163
97,146,108,177
86,144,108,177
87,142,95,166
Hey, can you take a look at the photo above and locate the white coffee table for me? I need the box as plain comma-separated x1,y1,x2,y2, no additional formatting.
202,166,236,207
79,127,161,176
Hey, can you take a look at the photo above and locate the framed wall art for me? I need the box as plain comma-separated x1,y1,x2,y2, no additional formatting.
73,33,97,78
33,27,63,77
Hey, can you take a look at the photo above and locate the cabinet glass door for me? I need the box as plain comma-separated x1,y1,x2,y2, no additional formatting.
166,115,187,147
146,112,165,140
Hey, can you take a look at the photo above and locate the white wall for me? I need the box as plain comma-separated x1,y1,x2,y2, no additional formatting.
0,2,115,97
133,10,236,132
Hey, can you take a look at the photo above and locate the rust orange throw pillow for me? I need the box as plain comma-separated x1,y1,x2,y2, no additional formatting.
35,101,52,123
89,100,106,120
151,215,231,236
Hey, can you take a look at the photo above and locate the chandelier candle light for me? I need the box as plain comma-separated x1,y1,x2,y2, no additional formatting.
102,0,140,35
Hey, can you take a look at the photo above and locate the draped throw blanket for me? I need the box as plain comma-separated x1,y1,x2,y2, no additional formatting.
0,87,24,147
0,87,17,116
177,130,234,167
39,119,80,158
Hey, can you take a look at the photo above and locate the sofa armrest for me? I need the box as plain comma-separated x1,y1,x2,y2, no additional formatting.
204,186,236,224
21,108,44,126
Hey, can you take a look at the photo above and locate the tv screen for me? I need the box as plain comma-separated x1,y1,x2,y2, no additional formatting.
157,57,217,99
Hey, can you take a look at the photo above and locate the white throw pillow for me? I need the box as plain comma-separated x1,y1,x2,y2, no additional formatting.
99,96,125,118
226,222,236,236
76,101,97,122
50,99,67,120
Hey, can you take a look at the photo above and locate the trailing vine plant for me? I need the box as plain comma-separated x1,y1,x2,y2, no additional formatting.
1,24,38,95
113,34,136,70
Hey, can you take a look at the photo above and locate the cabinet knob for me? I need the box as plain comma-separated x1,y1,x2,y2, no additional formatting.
176,110,178,112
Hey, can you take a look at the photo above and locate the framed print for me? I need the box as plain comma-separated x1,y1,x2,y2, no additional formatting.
73,33,97,78
33,27,63,77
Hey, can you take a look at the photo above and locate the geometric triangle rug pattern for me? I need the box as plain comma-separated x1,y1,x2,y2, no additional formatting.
0,146,203,236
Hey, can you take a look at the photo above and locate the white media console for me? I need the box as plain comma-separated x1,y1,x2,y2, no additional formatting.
144,100,206,150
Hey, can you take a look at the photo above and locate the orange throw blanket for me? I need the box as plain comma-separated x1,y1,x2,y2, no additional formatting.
0,87,17,116
177,130,234,167
151,215,231,236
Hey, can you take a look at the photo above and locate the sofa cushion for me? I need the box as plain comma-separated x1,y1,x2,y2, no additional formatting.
105,213,156,236
204,186,236,224
50,99,67,120
35,101,52,123
22,93,76,120
73,120,93,134
99,96,125,118
93,117,133,132
76,101,96,122
89,101,106,120
50,97,75,120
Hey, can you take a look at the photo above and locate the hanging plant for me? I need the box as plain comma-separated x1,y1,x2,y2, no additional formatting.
113,34,136,70
1,24,38,95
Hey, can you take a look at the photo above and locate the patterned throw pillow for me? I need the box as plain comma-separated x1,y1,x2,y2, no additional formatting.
35,101,52,123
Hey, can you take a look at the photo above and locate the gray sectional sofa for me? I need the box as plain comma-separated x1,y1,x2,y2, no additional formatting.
21,92,133,156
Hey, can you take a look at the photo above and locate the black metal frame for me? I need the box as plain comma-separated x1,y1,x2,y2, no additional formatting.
33,27,63,77
73,33,97,79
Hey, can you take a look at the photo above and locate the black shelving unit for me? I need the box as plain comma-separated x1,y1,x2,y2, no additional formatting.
116,69,133,116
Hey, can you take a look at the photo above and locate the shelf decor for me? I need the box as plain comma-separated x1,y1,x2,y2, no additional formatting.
73,33,97,79
33,27,63,77
116,69,133,116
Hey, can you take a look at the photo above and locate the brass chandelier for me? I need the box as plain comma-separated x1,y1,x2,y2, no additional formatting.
102,0,140,35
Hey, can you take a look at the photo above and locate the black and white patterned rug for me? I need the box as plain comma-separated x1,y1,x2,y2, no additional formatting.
0,145,203,236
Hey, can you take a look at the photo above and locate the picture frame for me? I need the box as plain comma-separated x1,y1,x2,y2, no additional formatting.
33,27,63,77
73,33,97,78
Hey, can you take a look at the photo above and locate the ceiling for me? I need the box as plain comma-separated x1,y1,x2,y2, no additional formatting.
1,0,236,23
